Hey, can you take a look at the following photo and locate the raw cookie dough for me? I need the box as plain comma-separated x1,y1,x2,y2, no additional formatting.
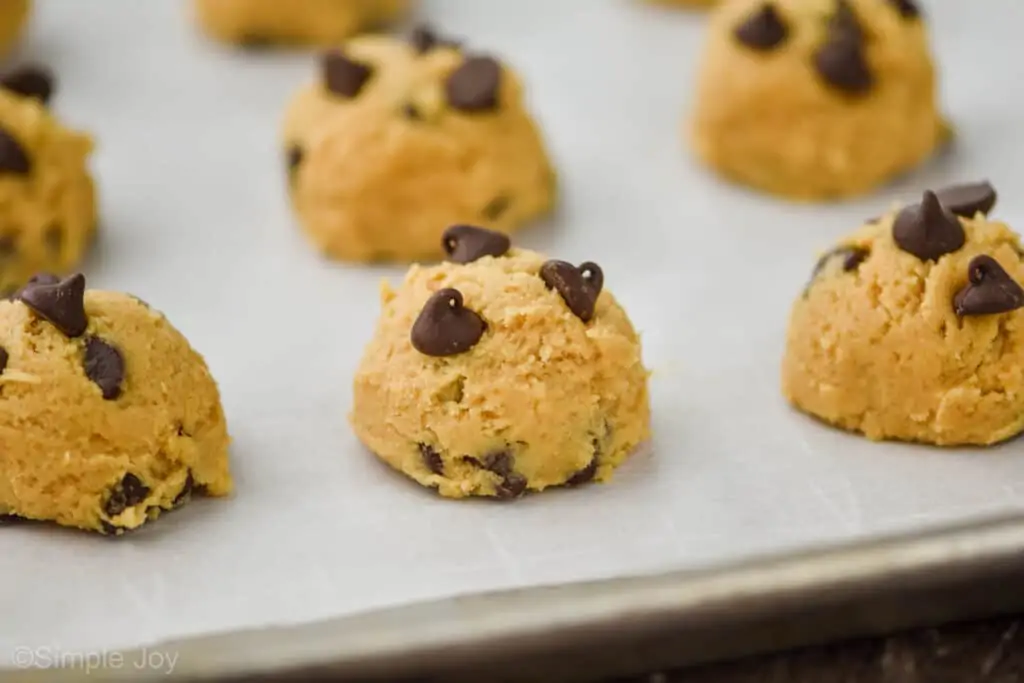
0,0,29,58
782,181,1024,446
282,27,556,262
352,225,650,498
193,0,409,46
0,273,232,534
0,65,96,296
647,0,717,8
691,0,947,200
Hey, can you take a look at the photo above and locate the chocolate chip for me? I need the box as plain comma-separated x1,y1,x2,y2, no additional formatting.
173,471,194,507
566,458,597,487
0,513,24,524
893,191,965,262
419,443,444,475
495,472,527,499
445,56,502,113
0,234,14,256
44,224,61,253
814,33,872,95
442,224,511,264
0,128,30,175
100,520,123,535
18,272,87,337
84,337,124,400
481,451,513,476
887,0,920,19
812,245,870,279
321,51,373,98
286,145,303,179
482,195,511,221
733,2,788,51
540,260,604,323
953,255,1024,317
410,24,461,54
0,346,7,374
0,64,54,104
411,288,487,357
934,181,997,218
104,473,150,517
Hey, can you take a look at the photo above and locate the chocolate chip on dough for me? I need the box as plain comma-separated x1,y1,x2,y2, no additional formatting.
442,224,510,264
410,24,461,54
893,190,965,262
18,272,87,337
953,255,1024,317
887,0,920,19
173,472,195,507
411,288,487,357
104,473,150,517
445,56,502,112
814,34,872,95
0,127,30,175
934,181,997,218
84,336,124,400
540,260,604,323
0,64,55,104
0,346,7,374
811,245,870,279
419,443,445,475
733,3,788,51
321,51,373,98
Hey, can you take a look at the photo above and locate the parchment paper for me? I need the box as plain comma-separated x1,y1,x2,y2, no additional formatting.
3,0,1024,666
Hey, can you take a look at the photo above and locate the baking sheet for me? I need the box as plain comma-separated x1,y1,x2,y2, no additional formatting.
3,0,1024,669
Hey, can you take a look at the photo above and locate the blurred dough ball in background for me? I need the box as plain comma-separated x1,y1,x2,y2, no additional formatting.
646,0,717,7
193,0,411,47
0,0,29,58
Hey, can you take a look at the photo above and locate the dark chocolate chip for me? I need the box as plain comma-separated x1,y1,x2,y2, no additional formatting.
495,472,527,499
811,245,870,279
565,458,597,487
410,288,487,357
173,472,194,507
733,2,788,51
402,102,422,120
321,51,373,98
887,0,920,19
540,260,604,323
442,224,511,264
0,127,30,175
814,33,872,95
893,190,965,262
176,423,190,437
25,272,59,286
83,337,124,400
482,195,511,221
0,64,54,104
953,255,1024,317
44,224,61,253
419,443,444,475
445,56,502,113
481,451,513,476
0,346,7,374
934,181,997,219
410,24,461,54
104,473,150,517
286,145,303,179
18,272,87,337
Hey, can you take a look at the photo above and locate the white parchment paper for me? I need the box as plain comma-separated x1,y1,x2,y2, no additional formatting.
3,0,1024,665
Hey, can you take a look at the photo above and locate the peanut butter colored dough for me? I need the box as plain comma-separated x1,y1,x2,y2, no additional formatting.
0,85,97,296
0,278,232,534
0,0,29,57
282,32,555,263
691,0,947,200
193,0,409,46
782,191,1024,446
351,241,650,498
647,0,717,8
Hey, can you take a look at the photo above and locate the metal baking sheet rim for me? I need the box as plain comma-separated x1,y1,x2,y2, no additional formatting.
9,512,1024,683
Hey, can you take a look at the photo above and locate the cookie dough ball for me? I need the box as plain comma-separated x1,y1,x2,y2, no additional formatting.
0,273,232,534
0,65,96,296
783,181,1024,446
646,0,717,8
282,28,556,262
193,0,409,46
691,0,947,200
0,0,29,58
352,226,650,498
